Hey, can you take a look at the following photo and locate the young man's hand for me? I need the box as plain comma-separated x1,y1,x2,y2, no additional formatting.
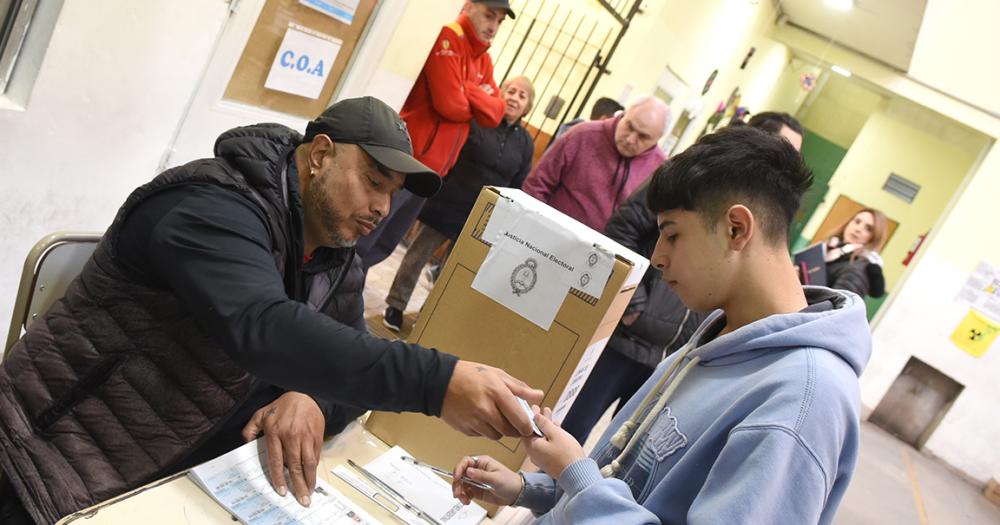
451,454,522,506
242,392,325,507
440,360,544,439
522,406,585,479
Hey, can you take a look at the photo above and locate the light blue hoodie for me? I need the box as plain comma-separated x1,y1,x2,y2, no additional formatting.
515,287,871,524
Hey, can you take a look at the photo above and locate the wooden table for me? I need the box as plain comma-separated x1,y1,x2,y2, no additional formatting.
56,421,493,524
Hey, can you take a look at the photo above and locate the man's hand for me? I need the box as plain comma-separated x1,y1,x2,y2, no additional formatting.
440,360,544,440
621,311,641,326
522,406,585,479
242,392,325,507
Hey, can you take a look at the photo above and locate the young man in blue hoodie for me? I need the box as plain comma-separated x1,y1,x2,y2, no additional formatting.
450,126,872,524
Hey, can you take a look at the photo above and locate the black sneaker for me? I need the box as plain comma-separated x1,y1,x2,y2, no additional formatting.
383,307,403,332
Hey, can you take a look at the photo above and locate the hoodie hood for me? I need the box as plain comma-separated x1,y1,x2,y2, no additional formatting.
214,122,301,192
687,286,871,376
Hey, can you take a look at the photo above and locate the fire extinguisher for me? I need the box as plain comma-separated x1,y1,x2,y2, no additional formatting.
902,231,928,266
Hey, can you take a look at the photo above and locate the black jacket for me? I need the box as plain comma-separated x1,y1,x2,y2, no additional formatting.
0,123,456,523
827,253,886,298
419,119,534,239
604,185,707,369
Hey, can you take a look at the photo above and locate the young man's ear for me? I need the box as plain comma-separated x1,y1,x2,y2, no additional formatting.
725,205,754,251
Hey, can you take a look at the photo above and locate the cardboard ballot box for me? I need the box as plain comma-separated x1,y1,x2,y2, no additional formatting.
366,187,648,472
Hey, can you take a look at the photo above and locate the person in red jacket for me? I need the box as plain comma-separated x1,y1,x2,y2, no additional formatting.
355,0,511,269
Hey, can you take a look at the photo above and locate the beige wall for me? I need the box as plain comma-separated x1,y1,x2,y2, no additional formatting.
588,0,787,151
799,73,886,149
800,110,980,289
908,0,1000,116
863,141,999,484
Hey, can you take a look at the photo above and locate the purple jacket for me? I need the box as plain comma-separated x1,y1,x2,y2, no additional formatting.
522,116,667,231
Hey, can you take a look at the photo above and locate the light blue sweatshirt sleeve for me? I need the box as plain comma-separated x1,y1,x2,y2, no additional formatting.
543,459,660,525
514,471,560,514
687,425,830,525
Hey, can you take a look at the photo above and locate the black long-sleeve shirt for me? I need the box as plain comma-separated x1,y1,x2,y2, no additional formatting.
116,182,457,464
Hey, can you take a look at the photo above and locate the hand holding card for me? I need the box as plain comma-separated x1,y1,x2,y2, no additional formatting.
517,397,545,437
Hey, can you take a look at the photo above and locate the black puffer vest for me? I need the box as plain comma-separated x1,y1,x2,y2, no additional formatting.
0,124,364,523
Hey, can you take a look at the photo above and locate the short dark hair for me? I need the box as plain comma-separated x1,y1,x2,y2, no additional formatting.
590,97,624,120
746,111,803,137
646,126,813,243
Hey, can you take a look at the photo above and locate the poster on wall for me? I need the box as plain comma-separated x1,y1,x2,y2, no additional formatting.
264,24,343,100
950,309,1000,358
299,0,359,25
954,260,1000,323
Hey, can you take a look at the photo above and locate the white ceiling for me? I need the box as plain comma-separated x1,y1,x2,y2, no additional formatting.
776,0,928,71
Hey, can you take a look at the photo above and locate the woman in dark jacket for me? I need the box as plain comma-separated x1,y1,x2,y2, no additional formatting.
383,76,535,331
823,207,889,298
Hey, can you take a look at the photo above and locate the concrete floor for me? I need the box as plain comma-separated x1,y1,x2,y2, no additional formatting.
363,241,1000,524
836,423,1000,525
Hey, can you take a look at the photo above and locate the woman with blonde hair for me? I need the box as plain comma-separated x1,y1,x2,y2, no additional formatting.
824,208,888,298
383,76,536,331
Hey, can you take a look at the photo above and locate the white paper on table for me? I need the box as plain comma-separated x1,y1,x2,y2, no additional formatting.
264,24,343,100
189,439,379,525
300,0,360,25
332,466,424,525
364,446,487,525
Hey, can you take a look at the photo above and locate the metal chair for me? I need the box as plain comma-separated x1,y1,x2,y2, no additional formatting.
4,232,102,356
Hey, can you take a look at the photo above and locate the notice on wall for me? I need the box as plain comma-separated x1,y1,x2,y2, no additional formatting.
264,24,343,100
300,0,359,25
954,261,1000,323
950,309,1000,358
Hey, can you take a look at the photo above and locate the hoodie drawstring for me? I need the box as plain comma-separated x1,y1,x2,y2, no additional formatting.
600,345,701,479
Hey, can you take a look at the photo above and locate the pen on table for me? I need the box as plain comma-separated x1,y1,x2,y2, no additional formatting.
330,470,410,525
347,459,443,525
400,456,495,492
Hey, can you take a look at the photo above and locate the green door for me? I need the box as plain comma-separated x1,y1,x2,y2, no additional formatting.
789,130,847,251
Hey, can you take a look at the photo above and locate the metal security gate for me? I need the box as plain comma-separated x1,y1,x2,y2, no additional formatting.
489,0,642,156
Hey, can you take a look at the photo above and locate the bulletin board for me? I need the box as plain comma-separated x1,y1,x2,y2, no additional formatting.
223,0,379,118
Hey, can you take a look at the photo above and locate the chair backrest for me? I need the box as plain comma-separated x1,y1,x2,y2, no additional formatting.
4,232,102,355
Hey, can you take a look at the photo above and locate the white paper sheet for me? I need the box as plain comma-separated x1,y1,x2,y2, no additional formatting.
486,189,649,288
332,465,424,525
364,446,487,525
189,439,379,525
300,0,360,25
955,261,1000,323
264,24,343,100
472,196,615,330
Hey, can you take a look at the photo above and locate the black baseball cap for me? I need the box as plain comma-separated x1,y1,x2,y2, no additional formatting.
472,0,515,18
303,97,441,198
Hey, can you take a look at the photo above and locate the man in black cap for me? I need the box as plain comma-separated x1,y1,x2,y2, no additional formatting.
0,96,543,524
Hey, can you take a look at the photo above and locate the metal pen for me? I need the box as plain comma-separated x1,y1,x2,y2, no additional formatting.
347,459,443,525
399,456,495,492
